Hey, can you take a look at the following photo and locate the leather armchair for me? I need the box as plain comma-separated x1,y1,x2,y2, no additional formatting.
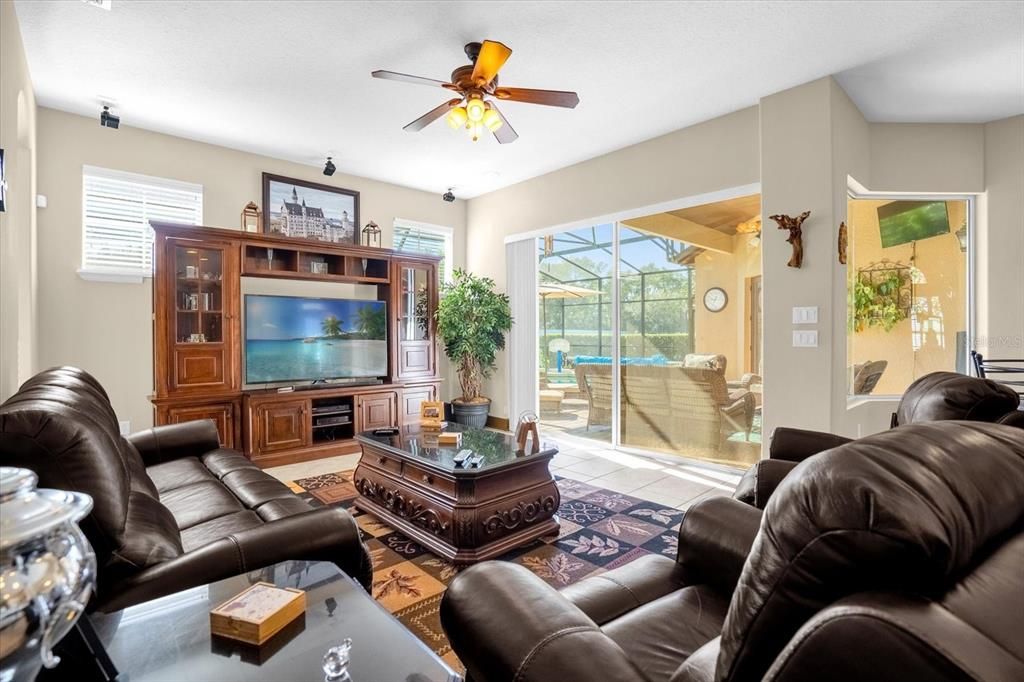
442,495,762,682
0,367,372,612
441,421,1024,682
734,371,1022,508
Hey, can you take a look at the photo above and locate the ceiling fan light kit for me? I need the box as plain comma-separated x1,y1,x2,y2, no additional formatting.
372,39,579,144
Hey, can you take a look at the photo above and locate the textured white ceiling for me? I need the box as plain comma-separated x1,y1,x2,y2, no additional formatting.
14,1,1024,198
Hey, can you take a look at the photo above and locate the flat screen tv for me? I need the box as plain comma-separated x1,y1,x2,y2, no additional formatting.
877,200,949,248
244,294,387,385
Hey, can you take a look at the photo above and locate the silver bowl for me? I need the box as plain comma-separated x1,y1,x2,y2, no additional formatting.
0,467,96,682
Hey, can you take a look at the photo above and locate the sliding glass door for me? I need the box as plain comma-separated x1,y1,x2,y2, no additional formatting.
537,225,614,445
537,194,763,468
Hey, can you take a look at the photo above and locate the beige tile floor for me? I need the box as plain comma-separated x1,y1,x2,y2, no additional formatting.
265,430,741,510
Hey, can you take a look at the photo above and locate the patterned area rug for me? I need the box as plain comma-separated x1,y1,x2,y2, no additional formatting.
288,470,688,672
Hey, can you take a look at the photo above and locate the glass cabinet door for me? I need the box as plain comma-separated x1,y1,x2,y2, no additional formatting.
175,245,224,344
399,264,432,342
395,259,436,378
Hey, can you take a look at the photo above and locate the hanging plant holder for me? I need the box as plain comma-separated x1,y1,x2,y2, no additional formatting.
853,259,912,332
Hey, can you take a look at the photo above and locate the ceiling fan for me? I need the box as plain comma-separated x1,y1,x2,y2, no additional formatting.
372,40,580,144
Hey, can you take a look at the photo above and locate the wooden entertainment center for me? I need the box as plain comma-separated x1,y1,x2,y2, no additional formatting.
150,221,441,468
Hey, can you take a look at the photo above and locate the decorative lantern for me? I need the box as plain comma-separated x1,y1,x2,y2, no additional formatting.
241,201,261,233
362,221,382,248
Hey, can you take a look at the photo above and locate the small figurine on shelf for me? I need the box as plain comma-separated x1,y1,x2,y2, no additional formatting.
515,412,541,455
362,221,381,249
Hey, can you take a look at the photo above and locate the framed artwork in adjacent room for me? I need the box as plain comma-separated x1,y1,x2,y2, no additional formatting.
261,172,360,244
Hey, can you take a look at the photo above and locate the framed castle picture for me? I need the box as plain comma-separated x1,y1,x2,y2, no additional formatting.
261,172,360,244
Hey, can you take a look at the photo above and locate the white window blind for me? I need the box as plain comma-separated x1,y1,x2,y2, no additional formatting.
81,166,203,279
393,220,453,284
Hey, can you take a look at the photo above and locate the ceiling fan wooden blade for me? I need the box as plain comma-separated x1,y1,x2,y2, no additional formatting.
471,40,512,86
490,103,519,144
403,99,462,132
372,70,455,90
494,87,580,108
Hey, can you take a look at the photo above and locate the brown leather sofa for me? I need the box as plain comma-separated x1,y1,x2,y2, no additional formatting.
0,367,371,612
734,371,1024,509
440,421,1024,681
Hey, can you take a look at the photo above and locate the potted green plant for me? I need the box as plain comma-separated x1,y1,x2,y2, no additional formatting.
436,269,513,428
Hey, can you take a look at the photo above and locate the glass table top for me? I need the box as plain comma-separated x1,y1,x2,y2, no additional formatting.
86,560,459,682
356,424,557,474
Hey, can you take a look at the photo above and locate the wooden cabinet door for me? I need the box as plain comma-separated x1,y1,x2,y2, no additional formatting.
163,402,238,449
255,400,309,453
157,236,240,396
356,392,398,431
392,259,437,380
400,384,438,425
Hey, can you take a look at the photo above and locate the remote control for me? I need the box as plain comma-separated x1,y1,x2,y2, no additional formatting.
453,449,473,466
372,427,399,436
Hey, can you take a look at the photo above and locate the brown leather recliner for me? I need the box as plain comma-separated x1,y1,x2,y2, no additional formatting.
734,371,1023,509
440,421,1024,681
0,367,372,612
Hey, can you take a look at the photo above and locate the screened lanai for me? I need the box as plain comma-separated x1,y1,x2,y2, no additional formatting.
536,195,763,468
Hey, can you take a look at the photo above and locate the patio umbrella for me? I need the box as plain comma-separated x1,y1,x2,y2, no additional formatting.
538,283,601,371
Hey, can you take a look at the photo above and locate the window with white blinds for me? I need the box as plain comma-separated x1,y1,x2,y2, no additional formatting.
393,220,454,284
81,166,203,280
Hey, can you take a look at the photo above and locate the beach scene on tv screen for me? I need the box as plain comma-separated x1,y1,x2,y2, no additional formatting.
245,295,387,384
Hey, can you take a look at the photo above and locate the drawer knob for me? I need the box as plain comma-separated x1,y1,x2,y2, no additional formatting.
422,474,433,484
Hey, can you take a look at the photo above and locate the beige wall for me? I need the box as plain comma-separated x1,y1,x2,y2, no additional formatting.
35,108,467,430
465,75,1017,449
466,107,761,417
848,199,967,396
759,78,839,434
692,233,761,379
977,116,1024,360
0,0,38,400
869,124,985,193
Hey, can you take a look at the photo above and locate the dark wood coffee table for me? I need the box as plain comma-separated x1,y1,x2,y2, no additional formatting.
354,424,560,565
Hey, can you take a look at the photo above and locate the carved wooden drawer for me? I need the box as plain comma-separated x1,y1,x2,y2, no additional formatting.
476,485,560,543
354,470,453,543
371,452,404,476
404,463,456,499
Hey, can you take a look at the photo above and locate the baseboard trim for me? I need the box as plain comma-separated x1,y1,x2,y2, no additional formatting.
486,415,510,431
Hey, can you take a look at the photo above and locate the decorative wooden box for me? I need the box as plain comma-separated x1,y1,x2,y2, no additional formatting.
210,582,306,645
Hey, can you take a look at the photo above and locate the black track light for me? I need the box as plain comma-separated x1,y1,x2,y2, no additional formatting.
100,106,120,129
323,157,336,176
442,188,455,203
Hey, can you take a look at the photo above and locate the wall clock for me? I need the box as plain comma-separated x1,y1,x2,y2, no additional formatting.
703,287,728,313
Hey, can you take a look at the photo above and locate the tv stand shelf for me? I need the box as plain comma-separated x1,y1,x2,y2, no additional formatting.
242,241,389,284
149,218,442,468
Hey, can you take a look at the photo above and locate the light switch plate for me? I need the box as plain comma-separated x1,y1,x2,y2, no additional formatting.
36,194,48,209
118,420,131,435
792,306,818,324
792,330,818,348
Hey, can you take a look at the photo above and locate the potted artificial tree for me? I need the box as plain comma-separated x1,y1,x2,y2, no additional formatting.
436,269,513,428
